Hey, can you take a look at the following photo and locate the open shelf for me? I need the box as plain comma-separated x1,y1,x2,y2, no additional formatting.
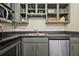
27,13,46,17
37,4,45,9
46,20,70,24
48,4,57,9
12,20,28,24
47,4,57,14
59,4,69,8
20,13,26,17
18,3,70,24
20,4,28,22
20,4,26,13
47,4,57,24
37,8,45,10
28,10,36,14
59,4,69,23
37,10,45,13
47,4,57,23
20,13,26,22
0,17,12,23
28,4,36,9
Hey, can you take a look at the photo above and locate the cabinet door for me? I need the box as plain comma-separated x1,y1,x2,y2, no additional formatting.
36,43,48,56
71,43,79,56
23,43,35,56
1,46,17,56
70,37,79,56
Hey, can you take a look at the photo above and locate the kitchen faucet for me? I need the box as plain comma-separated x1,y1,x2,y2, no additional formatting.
0,24,3,32
34,28,39,33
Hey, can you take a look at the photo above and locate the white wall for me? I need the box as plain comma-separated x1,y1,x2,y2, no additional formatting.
15,17,65,31
65,3,79,32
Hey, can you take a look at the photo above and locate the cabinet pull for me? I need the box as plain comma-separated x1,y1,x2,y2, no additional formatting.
35,43,37,56
32,44,34,51
32,43,35,55
37,43,39,51
72,45,74,51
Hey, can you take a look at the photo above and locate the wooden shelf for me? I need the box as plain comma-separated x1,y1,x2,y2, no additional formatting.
12,21,28,24
27,13,46,16
37,8,45,10
46,19,70,24
59,12,68,15
28,9,35,10
48,13,57,15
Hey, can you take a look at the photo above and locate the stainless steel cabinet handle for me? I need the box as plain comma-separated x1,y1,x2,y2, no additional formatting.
37,43,39,51
35,43,37,56
32,43,35,55
36,43,39,56
72,45,74,51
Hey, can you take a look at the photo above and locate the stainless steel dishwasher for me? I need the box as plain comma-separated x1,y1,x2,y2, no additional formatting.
49,36,69,56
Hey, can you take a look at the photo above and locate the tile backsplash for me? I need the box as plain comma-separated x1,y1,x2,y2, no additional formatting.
15,17,65,31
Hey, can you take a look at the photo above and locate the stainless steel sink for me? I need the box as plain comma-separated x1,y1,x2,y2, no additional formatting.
25,33,48,36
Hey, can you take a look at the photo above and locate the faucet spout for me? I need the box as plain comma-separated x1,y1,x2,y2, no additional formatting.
34,28,38,33
0,24,3,32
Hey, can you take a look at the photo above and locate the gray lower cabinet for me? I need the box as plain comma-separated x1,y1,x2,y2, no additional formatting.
22,37,48,56
36,43,48,56
23,43,34,56
70,37,79,56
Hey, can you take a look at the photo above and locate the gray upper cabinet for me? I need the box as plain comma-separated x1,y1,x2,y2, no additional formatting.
22,37,48,56
13,3,70,24
47,3,70,24
70,37,79,56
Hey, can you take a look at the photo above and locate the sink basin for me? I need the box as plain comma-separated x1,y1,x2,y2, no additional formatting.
25,33,47,36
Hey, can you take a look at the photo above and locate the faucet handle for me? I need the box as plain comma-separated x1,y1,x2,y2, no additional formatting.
0,24,3,32
34,28,38,33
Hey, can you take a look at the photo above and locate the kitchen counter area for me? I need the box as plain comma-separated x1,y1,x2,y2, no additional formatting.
0,31,67,41
0,3,79,56
0,31,79,56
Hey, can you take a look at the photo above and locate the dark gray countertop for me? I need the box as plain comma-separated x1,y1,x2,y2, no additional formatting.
0,31,79,43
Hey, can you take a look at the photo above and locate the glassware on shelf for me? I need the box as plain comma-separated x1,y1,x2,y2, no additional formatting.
28,4,35,9
48,9,56,13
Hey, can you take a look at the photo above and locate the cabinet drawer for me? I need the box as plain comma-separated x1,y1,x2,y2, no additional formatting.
70,37,79,42
33,37,48,42
22,37,48,42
